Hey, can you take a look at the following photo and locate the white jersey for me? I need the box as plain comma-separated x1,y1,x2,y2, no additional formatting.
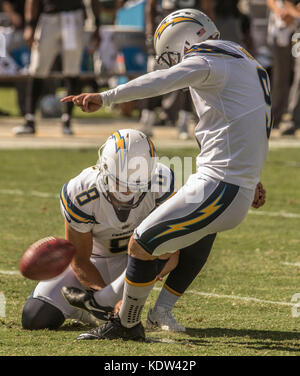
100,40,270,190
60,163,175,257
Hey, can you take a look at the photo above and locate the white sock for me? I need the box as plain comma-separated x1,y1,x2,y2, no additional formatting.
25,113,35,122
119,280,155,328
140,109,156,126
153,286,180,311
61,113,70,122
177,110,191,127
93,270,126,307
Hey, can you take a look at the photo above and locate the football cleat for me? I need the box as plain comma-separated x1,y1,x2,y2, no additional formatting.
62,120,74,136
13,124,35,135
147,306,186,332
61,286,113,321
76,314,146,341
178,130,189,141
62,125,74,136
280,124,296,136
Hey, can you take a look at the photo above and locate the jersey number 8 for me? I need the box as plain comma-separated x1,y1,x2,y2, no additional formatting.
109,235,131,253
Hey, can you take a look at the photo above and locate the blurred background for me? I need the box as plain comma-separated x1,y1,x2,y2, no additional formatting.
0,0,299,139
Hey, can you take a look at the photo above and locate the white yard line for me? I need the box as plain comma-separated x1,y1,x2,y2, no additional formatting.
0,270,21,276
282,262,300,267
30,190,59,198
0,189,59,199
153,288,294,307
0,270,294,307
248,210,300,219
185,290,294,307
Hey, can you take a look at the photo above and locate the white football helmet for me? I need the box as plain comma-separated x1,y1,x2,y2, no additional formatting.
154,8,220,67
97,129,157,209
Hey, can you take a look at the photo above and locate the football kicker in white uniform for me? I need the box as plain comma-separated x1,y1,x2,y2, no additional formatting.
61,8,271,341
21,129,176,330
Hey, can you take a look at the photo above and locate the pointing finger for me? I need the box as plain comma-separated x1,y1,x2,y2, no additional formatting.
60,96,75,103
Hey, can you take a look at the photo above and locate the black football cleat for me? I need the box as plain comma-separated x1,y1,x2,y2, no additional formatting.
61,286,113,321
76,315,146,341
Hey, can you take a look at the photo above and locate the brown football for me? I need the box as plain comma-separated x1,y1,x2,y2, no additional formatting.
19,237,76,281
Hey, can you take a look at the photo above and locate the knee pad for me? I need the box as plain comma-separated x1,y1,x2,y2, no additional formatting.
22,297,65,330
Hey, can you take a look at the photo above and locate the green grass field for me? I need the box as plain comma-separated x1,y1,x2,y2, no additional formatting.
0,87,135,120
0,146,300,356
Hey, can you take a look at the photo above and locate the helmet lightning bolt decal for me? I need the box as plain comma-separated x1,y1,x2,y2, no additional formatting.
112,131,126,170
147,137,156,158
154,16,203,48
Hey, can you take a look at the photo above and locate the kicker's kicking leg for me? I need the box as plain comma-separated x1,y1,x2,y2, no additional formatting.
76,238,169,341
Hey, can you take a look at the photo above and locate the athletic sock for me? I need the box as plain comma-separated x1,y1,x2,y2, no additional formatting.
64,76,81,118
118,279,155,328
164,233,217,295
153,285,181,312
118,256,167,328
25,77,43,117
152,234,217,312
24,114,35,129
94,270,126,307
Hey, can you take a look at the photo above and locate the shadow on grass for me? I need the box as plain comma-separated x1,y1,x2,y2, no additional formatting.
185,327,300,353
51,323,300,352
186,327,300,341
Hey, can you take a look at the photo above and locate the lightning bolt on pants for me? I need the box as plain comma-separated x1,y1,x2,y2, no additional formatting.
134,174,255,257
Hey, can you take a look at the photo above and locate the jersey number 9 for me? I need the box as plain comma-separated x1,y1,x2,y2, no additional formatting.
257,67,272,138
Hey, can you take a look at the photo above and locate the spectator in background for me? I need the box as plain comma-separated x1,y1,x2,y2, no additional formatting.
96,0,119,25
13,0,101,136
2,0,27,116
267,0,297,129
213,0,244,45
2,0,24,29
139,0,215,140
246,0,269,52
242,0,272,73
279,0,300,135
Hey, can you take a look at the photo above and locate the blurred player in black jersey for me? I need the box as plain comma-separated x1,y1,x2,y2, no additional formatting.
13,0,101,136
